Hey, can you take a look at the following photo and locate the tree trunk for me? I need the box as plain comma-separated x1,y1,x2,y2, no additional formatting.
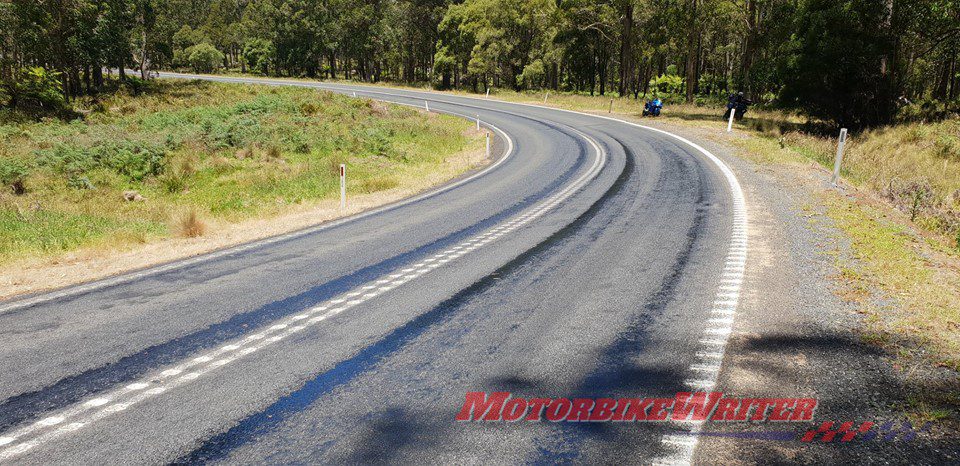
618,3,633,96
94,66,103,89
685,0,698,103
139,12,148,79
738,0,757,95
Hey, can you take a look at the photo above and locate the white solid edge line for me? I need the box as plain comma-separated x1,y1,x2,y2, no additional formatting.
171,77,750,466
0,88,610,459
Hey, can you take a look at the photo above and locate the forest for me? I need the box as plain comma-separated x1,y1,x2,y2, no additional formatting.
1,0,959,129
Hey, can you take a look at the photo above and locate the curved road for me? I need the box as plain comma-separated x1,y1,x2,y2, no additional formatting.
0,75,747,465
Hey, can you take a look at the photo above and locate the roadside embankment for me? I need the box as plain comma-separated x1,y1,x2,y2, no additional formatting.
0,79,487,298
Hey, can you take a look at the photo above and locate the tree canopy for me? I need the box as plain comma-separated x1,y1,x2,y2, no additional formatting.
1,0,958,128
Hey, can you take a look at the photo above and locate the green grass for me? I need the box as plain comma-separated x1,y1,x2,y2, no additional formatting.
821,191,960,370
0,79,480,264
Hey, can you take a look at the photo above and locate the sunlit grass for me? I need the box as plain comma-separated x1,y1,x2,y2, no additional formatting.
0,79,480,264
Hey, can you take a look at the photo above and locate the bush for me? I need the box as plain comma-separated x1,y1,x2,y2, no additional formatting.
698,73,728,97
242,39,274,75
0,158,29,194
650,73,684,96
186,43,225,74
122,76,150,96
3,67,68,115
95,140,165,181
517,60,546,89
36,140,165,182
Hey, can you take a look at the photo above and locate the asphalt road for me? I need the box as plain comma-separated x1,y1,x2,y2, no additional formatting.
0,75,746,464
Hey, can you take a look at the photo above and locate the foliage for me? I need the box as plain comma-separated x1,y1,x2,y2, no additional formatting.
0,80,479,263
650,74,684,96
36,140,166,182
186,43,225,73
242,38,274,75
1,0,959,127
0,158,30,194
2,67,69,115
780,0,896,129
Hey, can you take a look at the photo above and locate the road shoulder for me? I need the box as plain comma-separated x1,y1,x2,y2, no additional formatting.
636,120,960,464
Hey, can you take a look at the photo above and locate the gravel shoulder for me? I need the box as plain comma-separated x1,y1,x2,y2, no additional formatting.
636,119,960,464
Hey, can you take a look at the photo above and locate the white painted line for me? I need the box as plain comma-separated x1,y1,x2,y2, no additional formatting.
0,86,610,460
35,417,63,427
0,98,519,316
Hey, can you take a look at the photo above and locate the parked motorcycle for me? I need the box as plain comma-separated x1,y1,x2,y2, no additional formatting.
643,98,663,117
723,92,751,120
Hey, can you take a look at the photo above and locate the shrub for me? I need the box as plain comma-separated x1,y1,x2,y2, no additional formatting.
242,39,274,75
66,175,95,190
649,73,685,96
36,145,96,175
186,43,225,74
122,76,149,96
36,140,165,182
94,140,165,181
697,73,728,97
517,60,546,89
3,67,69,115
0,158,29,194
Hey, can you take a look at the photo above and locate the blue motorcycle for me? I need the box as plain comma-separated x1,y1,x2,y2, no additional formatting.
643,98,663,117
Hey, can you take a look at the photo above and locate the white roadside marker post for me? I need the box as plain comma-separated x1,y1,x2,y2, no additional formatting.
485,88,490,98
609,98,614,113
831,128,849,186
339,164,346,211
476,115,481,130
486,132,491,158
544,92,549,104
425,101,429,112
727,108,736,132
352,91,357,98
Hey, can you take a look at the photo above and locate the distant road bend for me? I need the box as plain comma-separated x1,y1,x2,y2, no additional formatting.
0,74,747,464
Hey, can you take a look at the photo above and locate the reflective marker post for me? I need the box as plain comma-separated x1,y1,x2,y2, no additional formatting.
544,92,549,104
340,164,346,211
609,99,614,113
486,132,491,158
486,88,490,98
477,115,481,130
831,128,848,186
727,108,736,132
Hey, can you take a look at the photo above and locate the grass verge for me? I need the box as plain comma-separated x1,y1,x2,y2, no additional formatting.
0,79,485,296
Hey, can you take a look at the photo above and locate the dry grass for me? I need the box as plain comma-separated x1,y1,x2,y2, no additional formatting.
177,209,207,238
266,145,282,159
360,175,400,193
